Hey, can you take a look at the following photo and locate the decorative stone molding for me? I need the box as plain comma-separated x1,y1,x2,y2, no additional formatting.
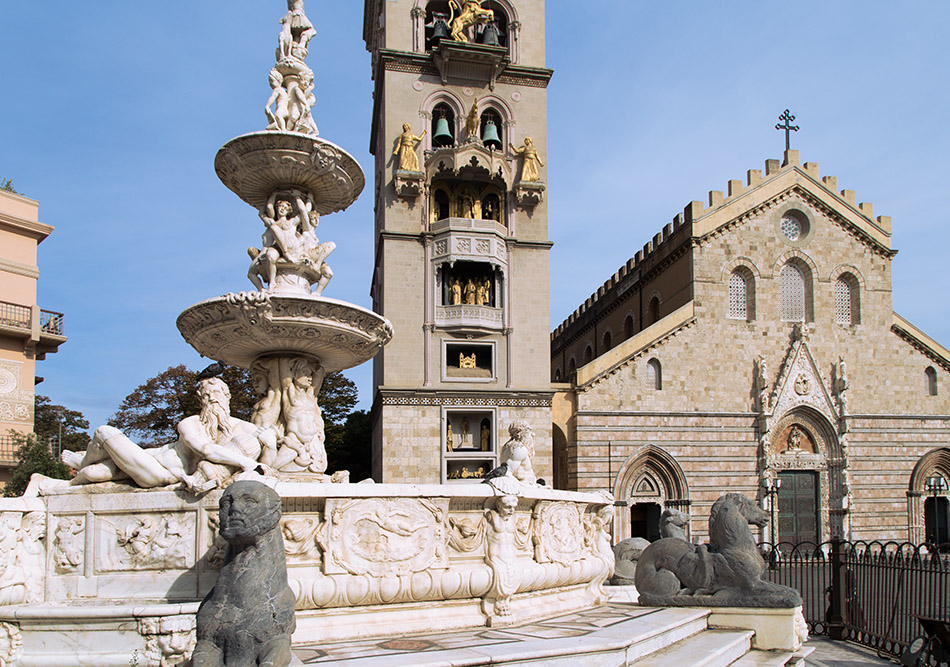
214,133,364,216
393,169,425,199
0,622,21,666
138,615,196,667
380,394,551,407
53,515,84,574
431,41,509,90
427,143,512,188
514,181,545,208
0,360,30,424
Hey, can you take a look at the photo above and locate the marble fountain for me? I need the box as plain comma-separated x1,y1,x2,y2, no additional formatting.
0,3,614,665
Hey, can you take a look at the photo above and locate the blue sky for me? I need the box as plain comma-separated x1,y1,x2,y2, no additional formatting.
2,2,948,430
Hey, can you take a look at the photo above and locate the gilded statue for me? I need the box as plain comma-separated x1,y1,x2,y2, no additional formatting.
510,137,544,182
446,423,454,452
449,277,462,305
481,423,490,451
476,277,490,305
463,278,477,305
465,99,479,139
448,1,494,43
393,122,426,172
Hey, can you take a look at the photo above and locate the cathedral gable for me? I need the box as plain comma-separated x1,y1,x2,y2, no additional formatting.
765,325,838,433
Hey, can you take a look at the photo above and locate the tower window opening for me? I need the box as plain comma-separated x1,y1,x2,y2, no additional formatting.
926,367,938,396
443,262,496,307
432,102,455,147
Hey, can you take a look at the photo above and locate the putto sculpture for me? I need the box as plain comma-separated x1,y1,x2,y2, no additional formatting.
266,0,318,135
635,493,802,608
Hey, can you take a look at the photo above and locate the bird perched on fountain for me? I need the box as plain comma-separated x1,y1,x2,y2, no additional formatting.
196,362,225,381
481,462,508,482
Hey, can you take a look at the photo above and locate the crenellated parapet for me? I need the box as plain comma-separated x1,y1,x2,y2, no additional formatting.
551,149,897,366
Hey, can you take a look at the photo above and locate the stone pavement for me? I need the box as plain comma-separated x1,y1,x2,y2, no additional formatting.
804,635,899,666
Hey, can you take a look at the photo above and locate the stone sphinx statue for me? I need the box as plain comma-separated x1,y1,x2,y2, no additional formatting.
192,480,296,666
635,493,802,608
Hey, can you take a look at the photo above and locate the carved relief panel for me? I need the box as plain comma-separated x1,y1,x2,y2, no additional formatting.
319,498,449,576
96,513,195,573
533,501,586,565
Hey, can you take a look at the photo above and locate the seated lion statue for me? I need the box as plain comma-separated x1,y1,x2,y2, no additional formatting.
635,493,801,608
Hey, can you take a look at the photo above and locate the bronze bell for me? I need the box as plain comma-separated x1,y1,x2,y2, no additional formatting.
433,114,454,147
429,13,450,46
481,119,502,150
478,22,501,46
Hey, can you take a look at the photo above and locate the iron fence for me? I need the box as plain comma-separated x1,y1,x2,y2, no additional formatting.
761,539,950,660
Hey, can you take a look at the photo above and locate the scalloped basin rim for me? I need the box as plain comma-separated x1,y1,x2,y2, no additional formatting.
177,293,393,371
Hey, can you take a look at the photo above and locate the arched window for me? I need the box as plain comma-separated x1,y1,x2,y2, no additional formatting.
728,268,755,321
646,358,662,390
624,315,635,339
927,367,938,396
603,330,612,352
554,368,561,382
431,102,455,147
835,273,860,325
433,188,450,221
780,262,809,322
481,191,501,223
583,345,593,365
649,296,660,324
568,358,576,377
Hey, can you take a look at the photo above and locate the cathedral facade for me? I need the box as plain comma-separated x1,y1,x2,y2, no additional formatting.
550,152,950,545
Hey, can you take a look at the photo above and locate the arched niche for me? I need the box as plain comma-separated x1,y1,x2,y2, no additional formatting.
613,445,689,541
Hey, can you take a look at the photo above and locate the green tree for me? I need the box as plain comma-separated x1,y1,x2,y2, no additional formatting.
108,364,358,448
33,394,90,452
325,409,371,481
0,178,16,194
4,432,72,497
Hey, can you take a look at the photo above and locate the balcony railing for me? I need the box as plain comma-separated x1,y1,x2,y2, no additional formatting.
40,309,64,335
0,299,65,336
0,300,30,329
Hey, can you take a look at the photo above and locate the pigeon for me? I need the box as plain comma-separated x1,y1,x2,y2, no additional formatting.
196,362,225,380
481,462,509,482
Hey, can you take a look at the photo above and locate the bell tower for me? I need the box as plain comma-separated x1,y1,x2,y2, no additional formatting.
363,0,554,484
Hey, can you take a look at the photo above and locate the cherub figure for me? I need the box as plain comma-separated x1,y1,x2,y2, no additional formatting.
265,69,291,132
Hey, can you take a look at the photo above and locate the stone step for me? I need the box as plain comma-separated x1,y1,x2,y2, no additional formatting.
631,629,754,667
293,605,712,666
728,649,796,666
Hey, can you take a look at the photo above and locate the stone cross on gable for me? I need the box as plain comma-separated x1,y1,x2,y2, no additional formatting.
775,109,799,151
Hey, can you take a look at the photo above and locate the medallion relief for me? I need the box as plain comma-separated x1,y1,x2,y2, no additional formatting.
533,501,585,565
320,498,448,576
